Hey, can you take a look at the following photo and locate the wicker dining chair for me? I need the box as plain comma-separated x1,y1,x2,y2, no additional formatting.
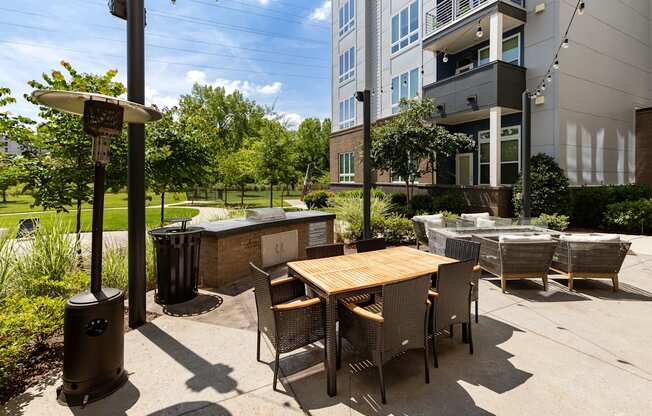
306,243,345,259
445,238,481,323
355,237,387,253
429,259,475,368
338,275,431,404
249,263,325,391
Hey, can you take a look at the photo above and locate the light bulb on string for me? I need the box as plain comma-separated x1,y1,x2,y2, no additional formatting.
553,59,560,70
578,1,585,15
442,52,449,63
547,73,552,83
562,38,569,48
476,20,483,38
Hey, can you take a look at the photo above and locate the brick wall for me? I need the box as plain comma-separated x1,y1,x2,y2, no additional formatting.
199,219,334,288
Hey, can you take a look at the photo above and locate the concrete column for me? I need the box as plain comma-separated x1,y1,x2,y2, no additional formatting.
489,12,503,62
490,106,502,186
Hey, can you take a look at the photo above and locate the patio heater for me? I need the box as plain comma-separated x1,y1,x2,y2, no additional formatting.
31,90,161,406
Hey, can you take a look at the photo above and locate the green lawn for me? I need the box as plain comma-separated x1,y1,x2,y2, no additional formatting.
0,207,199,233
0,189,186,215
188,189,302,209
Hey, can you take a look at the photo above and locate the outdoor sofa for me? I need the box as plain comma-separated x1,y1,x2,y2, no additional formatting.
473,234,559,292
550,234,631,291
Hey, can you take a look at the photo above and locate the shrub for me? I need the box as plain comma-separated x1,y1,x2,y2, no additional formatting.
331,194,390,241
432,190,465,214
0,294,66,390
571,184,651,228
0,227,16,298
532,213,570,231
603,198,652,234
304,190,335,209
336,188,386,199
513,154,570,217
19,272,89,298
382,215,415,245
409,194,434,215
102,245,129,293
387,193,408,216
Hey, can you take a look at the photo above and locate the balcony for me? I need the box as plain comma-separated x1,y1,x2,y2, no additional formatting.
423,0,526,54
423,60,526,124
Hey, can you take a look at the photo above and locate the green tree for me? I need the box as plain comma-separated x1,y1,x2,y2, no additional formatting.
255,120,295,207
219,147,257,207
371,98,474,202
294,118,331,182
146,107,213,224
177,84,265,186
0,154,22,203
513,153,570,217
22,61,127,241
0,88,34,203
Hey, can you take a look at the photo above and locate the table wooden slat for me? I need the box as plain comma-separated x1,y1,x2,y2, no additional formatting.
287,246,456,294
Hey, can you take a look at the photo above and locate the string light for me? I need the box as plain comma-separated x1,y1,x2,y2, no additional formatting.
578,1,585,15
553,59,560,70
562,38,569,48
442,52,449,63
547,73,552,83
476,20,483,38
541,83,546,91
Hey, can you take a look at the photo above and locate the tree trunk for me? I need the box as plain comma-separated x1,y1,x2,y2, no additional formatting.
224,186,228,205
270,183,274,208
405,181,411,204
1,190,6,203
160,192,165,226
240,185,245,207
280,185,285,208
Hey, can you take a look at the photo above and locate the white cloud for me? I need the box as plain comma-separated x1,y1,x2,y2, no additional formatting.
258,0,270,4
211,78,283,96
185,70,207,84
309,1,331,21
257,82,282,95
268,112,304,129
145,86,179,109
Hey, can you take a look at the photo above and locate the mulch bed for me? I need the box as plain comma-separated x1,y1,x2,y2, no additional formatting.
0,310,159,405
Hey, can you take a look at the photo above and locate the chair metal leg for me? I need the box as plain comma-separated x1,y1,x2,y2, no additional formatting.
612,275,619,292
462,323,468,344
378,361,386,404
449,324,453,338
432,333,438,368
423,347,430,384
501,275,507,293
542,275,549,291
475,300,479,324
568,272,574,291
336,325,342,370
256,330,262,362
468,320,474,355
273,351,280,391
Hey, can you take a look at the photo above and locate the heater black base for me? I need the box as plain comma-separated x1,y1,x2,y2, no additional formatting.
58,288,126,407
56,370,127,407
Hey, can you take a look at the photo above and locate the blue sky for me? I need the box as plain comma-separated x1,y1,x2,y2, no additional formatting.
0,0,332,128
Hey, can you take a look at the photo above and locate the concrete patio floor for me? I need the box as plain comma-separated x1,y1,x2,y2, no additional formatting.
5,239,652,415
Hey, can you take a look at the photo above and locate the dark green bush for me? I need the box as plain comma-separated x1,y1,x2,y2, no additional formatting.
337,188,386,199
513,154,570,217
603,198,652,234
382,215,415,245
409,194,434,215
570,184,651,228
432,190,465,214
389,192,408,208
303,190,335,209
0,294,66,391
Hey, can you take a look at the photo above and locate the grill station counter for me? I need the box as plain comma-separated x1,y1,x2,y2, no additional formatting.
197,209,335,288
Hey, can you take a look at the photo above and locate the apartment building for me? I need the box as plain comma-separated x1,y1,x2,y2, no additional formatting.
0,137,20,155
330,0,652,214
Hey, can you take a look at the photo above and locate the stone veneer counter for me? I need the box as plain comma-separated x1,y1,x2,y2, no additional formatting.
197,210,335,287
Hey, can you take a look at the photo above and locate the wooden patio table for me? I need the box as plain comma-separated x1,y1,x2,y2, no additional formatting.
287,246,456,397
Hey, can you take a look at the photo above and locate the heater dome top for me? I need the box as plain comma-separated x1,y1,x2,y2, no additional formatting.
31,90,163,124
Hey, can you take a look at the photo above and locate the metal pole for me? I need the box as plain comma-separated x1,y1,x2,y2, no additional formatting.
90,163,105,294
127,0,147,328
362,90,372,239
521,91,531,218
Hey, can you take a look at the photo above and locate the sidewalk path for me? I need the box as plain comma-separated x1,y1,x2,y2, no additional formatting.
285,199,307,210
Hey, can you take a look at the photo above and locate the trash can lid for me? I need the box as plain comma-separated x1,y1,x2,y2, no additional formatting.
68,287,123,305
150,226,204,237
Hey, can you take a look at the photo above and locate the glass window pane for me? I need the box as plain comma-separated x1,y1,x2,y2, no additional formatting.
392,77,399,105
478,47,489,65
350,153,355,174
503,36,519,64
480,165,490,184
410,1,419,32
350,47,355,68
479,142,490,163
400,8,408,37
339,101,344,120
339,154,343,174
392,15,399,43
350,98,355,119
344,5,349,24
344,51,349,72
409,69,418,98
410,33,418,43
339,7,343,29
501,163,519,184
400,72,408,99
350,0,355,19
501,139,518,162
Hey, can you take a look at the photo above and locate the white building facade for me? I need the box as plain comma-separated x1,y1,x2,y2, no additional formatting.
330,0,652,213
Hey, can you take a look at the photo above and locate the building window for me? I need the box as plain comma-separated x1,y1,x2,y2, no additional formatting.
391,68,419,114
339,152,355,183
339,96,356,129
478,126,521,185
338,0,355,37
478,33,521,66
338,47,355,84
391,1,419,54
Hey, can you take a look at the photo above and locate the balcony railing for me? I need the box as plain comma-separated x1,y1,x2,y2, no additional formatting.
425,0,524,39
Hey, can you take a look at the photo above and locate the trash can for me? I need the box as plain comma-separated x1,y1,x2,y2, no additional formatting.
150,219,203,305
